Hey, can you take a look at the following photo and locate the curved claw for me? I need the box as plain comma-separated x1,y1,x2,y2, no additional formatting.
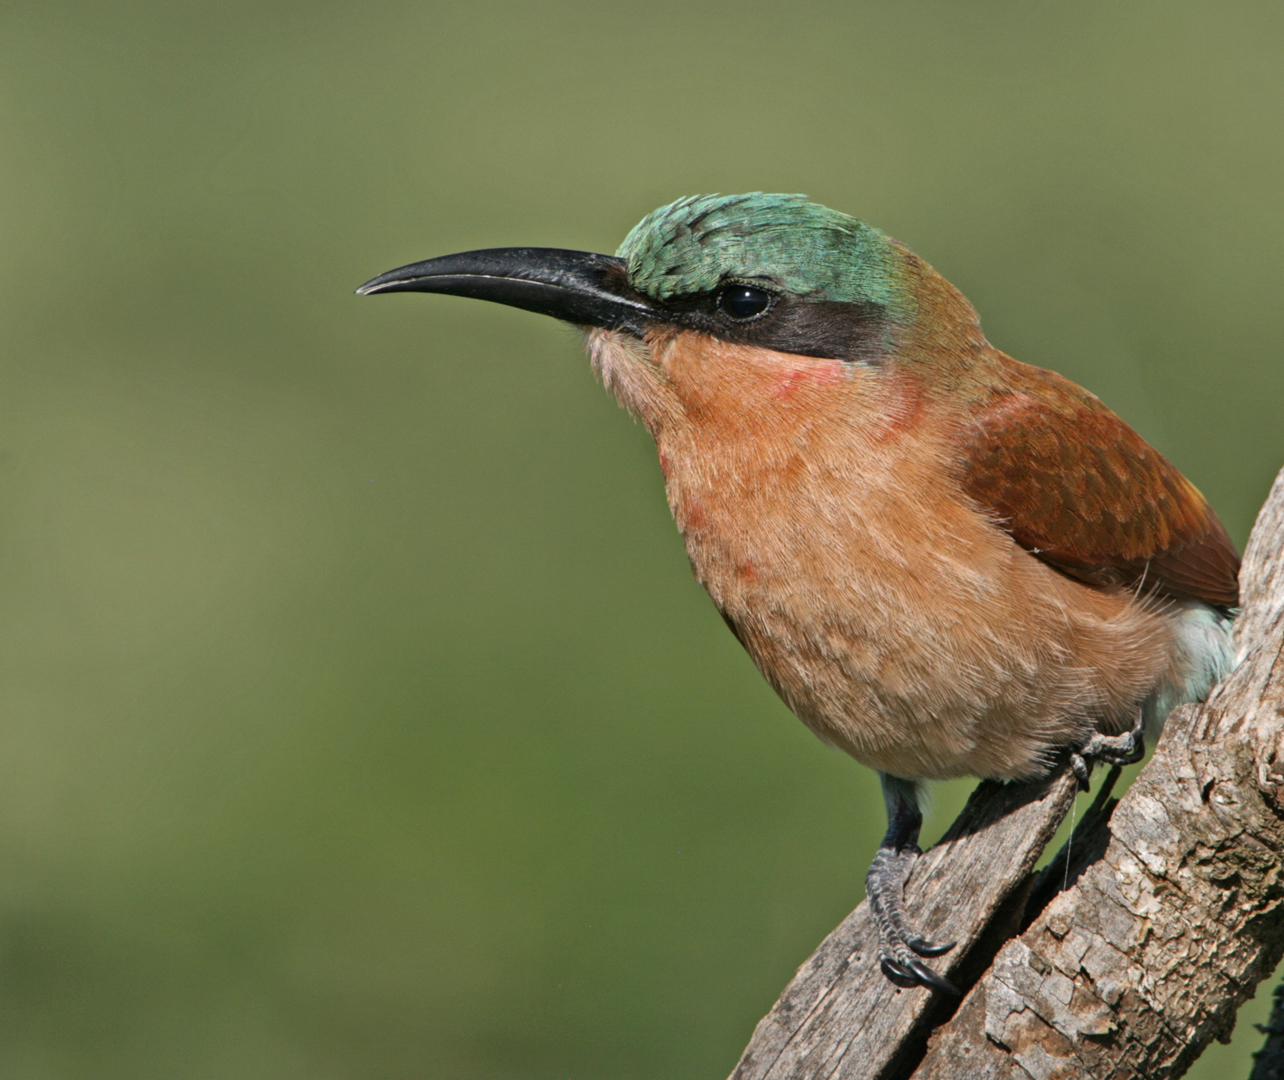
880,955,960,995
880,956,921,988
906,956,960,995
907,935,956,958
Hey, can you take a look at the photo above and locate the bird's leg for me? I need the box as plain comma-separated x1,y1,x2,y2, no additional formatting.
1070,709,1147,790
866,774,958,995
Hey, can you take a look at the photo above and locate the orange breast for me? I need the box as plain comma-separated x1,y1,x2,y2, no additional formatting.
642,332,1175,782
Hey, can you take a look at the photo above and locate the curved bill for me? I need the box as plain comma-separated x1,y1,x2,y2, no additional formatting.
356,247,660,337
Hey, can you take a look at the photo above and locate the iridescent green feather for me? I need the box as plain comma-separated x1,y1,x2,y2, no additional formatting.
617,193,909,318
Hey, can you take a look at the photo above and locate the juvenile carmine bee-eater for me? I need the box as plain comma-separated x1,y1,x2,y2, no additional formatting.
357,194,1239,993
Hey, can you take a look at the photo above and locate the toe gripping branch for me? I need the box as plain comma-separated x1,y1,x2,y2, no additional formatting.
1070,710,1146,790
867,775,959,995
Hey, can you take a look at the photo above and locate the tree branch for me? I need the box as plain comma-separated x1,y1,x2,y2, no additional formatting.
729,465,1284,1080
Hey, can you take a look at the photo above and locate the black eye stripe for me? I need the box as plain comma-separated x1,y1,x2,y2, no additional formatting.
647,288,889,363
717,285,774,321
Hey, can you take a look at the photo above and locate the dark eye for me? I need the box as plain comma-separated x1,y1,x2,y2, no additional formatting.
717,284,774,321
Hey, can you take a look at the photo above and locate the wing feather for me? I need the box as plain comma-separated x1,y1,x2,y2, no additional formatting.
957,361,1240,608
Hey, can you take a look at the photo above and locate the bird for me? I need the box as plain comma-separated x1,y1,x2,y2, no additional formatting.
357,193,1239,994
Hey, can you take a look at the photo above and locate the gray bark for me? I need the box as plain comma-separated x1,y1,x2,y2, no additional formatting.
729,465,1284,1080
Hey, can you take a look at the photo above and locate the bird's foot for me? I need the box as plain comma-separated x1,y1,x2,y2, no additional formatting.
865,844,958,995
1070,711,1146,790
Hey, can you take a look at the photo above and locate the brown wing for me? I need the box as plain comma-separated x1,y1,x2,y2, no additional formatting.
957,361,1240,608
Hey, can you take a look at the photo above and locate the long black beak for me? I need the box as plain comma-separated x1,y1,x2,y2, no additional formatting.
356,248,660,337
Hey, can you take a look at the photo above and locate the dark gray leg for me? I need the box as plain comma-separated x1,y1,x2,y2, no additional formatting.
866,774,958,995
1070,710,1146,790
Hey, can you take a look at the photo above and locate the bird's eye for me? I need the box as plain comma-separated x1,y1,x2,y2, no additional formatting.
717,285,774,321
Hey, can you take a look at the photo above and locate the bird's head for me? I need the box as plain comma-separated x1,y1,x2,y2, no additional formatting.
358,194,985,427
610,193,914,362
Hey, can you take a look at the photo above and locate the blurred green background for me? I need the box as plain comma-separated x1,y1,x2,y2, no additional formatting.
0,1,1280,1077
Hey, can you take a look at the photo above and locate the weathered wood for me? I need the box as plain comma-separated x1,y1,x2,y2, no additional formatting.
730,465,1284,1080
728,770,1079,1080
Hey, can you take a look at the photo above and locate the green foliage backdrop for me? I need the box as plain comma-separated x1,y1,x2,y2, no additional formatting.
0,2,1280,1076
